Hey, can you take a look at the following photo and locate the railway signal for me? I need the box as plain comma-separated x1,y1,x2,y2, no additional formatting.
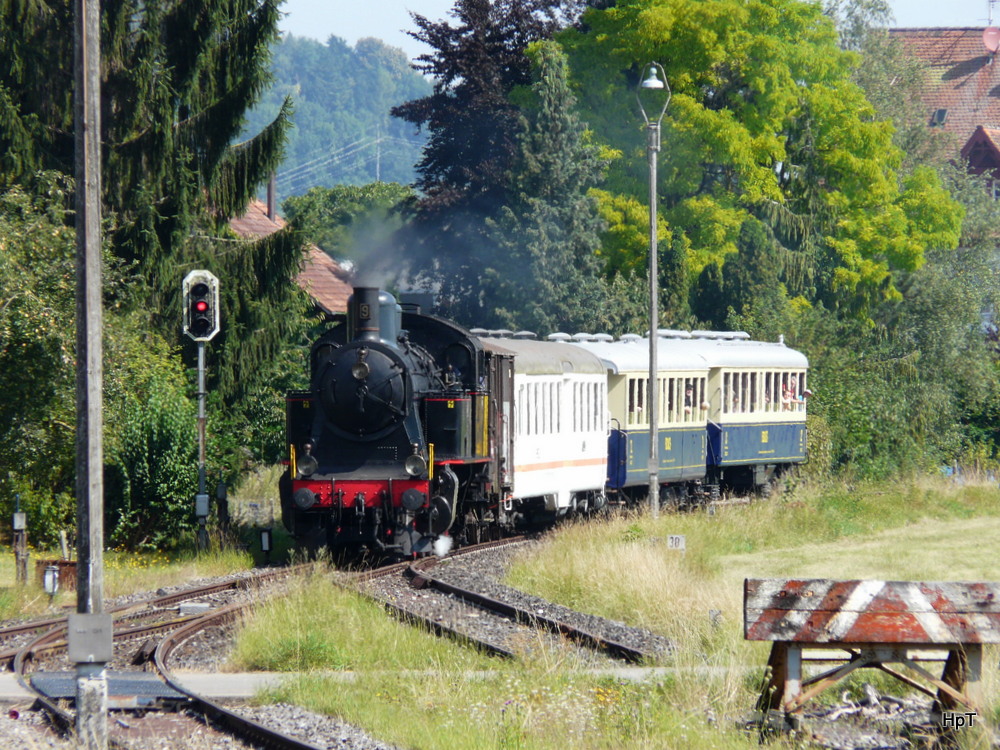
182,270,220,551
182,270,220,341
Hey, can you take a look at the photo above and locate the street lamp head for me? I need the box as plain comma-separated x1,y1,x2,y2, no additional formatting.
636,62,671,125
641,68,665,90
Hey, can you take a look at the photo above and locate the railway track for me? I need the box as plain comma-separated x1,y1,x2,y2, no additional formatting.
2,539,670,747
5,565,324,749
352,537,672,664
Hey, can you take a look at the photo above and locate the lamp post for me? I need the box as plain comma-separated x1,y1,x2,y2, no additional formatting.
637,63,670,519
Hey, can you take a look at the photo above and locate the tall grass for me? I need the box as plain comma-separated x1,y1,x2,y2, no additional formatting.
232,477,1000,749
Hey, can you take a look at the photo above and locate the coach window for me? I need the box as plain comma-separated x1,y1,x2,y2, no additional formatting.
656,378,670,424
590,383,601,432
599,384,605,431
586,383,593,432
628,379,636,426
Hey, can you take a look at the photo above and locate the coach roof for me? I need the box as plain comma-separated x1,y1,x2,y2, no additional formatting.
567,338,710,375
478,337,606,375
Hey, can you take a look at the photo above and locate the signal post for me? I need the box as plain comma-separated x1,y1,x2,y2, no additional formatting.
182,270,220,551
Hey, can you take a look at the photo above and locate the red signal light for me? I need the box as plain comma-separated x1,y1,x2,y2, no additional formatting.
195,300,208,312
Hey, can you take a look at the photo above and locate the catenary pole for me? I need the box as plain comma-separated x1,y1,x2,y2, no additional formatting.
75,0,109,745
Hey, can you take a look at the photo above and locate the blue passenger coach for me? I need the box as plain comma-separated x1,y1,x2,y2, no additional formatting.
692,337,809,493
567,333,713,501
567,331,808,502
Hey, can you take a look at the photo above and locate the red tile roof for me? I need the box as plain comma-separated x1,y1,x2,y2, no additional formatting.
297,245,353,315
890,28,1000,145
229,199,352,314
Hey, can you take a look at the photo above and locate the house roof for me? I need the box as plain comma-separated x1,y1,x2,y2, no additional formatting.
230,199,352,314
889,28,1000,145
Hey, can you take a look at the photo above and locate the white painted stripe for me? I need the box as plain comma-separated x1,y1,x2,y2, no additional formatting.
752,579,834,606
900,582,954,643
967,612,999,642
769,580,836,637
825,580,885,641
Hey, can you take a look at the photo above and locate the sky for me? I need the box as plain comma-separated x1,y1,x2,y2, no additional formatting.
278,1,1000,61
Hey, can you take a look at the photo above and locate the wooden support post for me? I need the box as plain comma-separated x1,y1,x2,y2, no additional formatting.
756,643,788,712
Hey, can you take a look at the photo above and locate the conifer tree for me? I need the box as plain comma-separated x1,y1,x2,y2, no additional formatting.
390,0,570,323
484,41,607,333
0,0,299,401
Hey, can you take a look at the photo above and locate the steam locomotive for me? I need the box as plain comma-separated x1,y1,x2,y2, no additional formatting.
279,287,809,558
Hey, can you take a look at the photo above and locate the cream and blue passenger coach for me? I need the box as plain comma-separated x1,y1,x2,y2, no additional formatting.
690,336,809,493
567,333,712,497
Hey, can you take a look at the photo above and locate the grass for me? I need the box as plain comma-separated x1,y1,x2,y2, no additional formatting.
229,474,1000,749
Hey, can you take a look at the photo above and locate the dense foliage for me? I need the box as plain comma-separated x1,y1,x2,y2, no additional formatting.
0,175,203,547
0,1,319,548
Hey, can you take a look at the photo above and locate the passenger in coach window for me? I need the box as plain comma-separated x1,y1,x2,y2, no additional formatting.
783,376,805,410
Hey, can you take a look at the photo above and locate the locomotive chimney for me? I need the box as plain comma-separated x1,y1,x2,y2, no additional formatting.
350,287,381,342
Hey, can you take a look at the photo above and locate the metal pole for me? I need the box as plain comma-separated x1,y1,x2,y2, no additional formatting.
197,341,209,551
637,62,670,520
647,121,660,519
13,494,27,586
74,0,108,743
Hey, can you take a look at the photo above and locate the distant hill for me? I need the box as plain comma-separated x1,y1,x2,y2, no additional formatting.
244,34,431,203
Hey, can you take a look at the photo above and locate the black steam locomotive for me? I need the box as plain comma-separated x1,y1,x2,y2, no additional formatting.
280,288,513,557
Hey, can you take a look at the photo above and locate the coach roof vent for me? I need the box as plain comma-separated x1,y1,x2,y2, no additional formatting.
547,332,572,342
491,329,514,338
592,333,614,342
470,327,489,337
572,332,597,342
691,330,727,340
619,333,642,343
513,331,537,339
657,329,692,339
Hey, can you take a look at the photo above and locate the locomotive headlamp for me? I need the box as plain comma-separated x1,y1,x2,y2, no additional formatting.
351,348,370,380
297,453,318,477
404,454,427,477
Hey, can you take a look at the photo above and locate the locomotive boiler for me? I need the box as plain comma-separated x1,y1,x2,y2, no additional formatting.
279,288,505,557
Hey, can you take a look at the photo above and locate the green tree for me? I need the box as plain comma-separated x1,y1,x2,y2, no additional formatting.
719,219,787,320
559,0,962,317
0,176,78,531
390,0,572,323
0,175,206,548
482,41,609,333
0,0,305,406
282,182,416,264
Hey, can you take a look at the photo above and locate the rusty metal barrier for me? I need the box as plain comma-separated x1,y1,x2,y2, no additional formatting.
744,578,1000,724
